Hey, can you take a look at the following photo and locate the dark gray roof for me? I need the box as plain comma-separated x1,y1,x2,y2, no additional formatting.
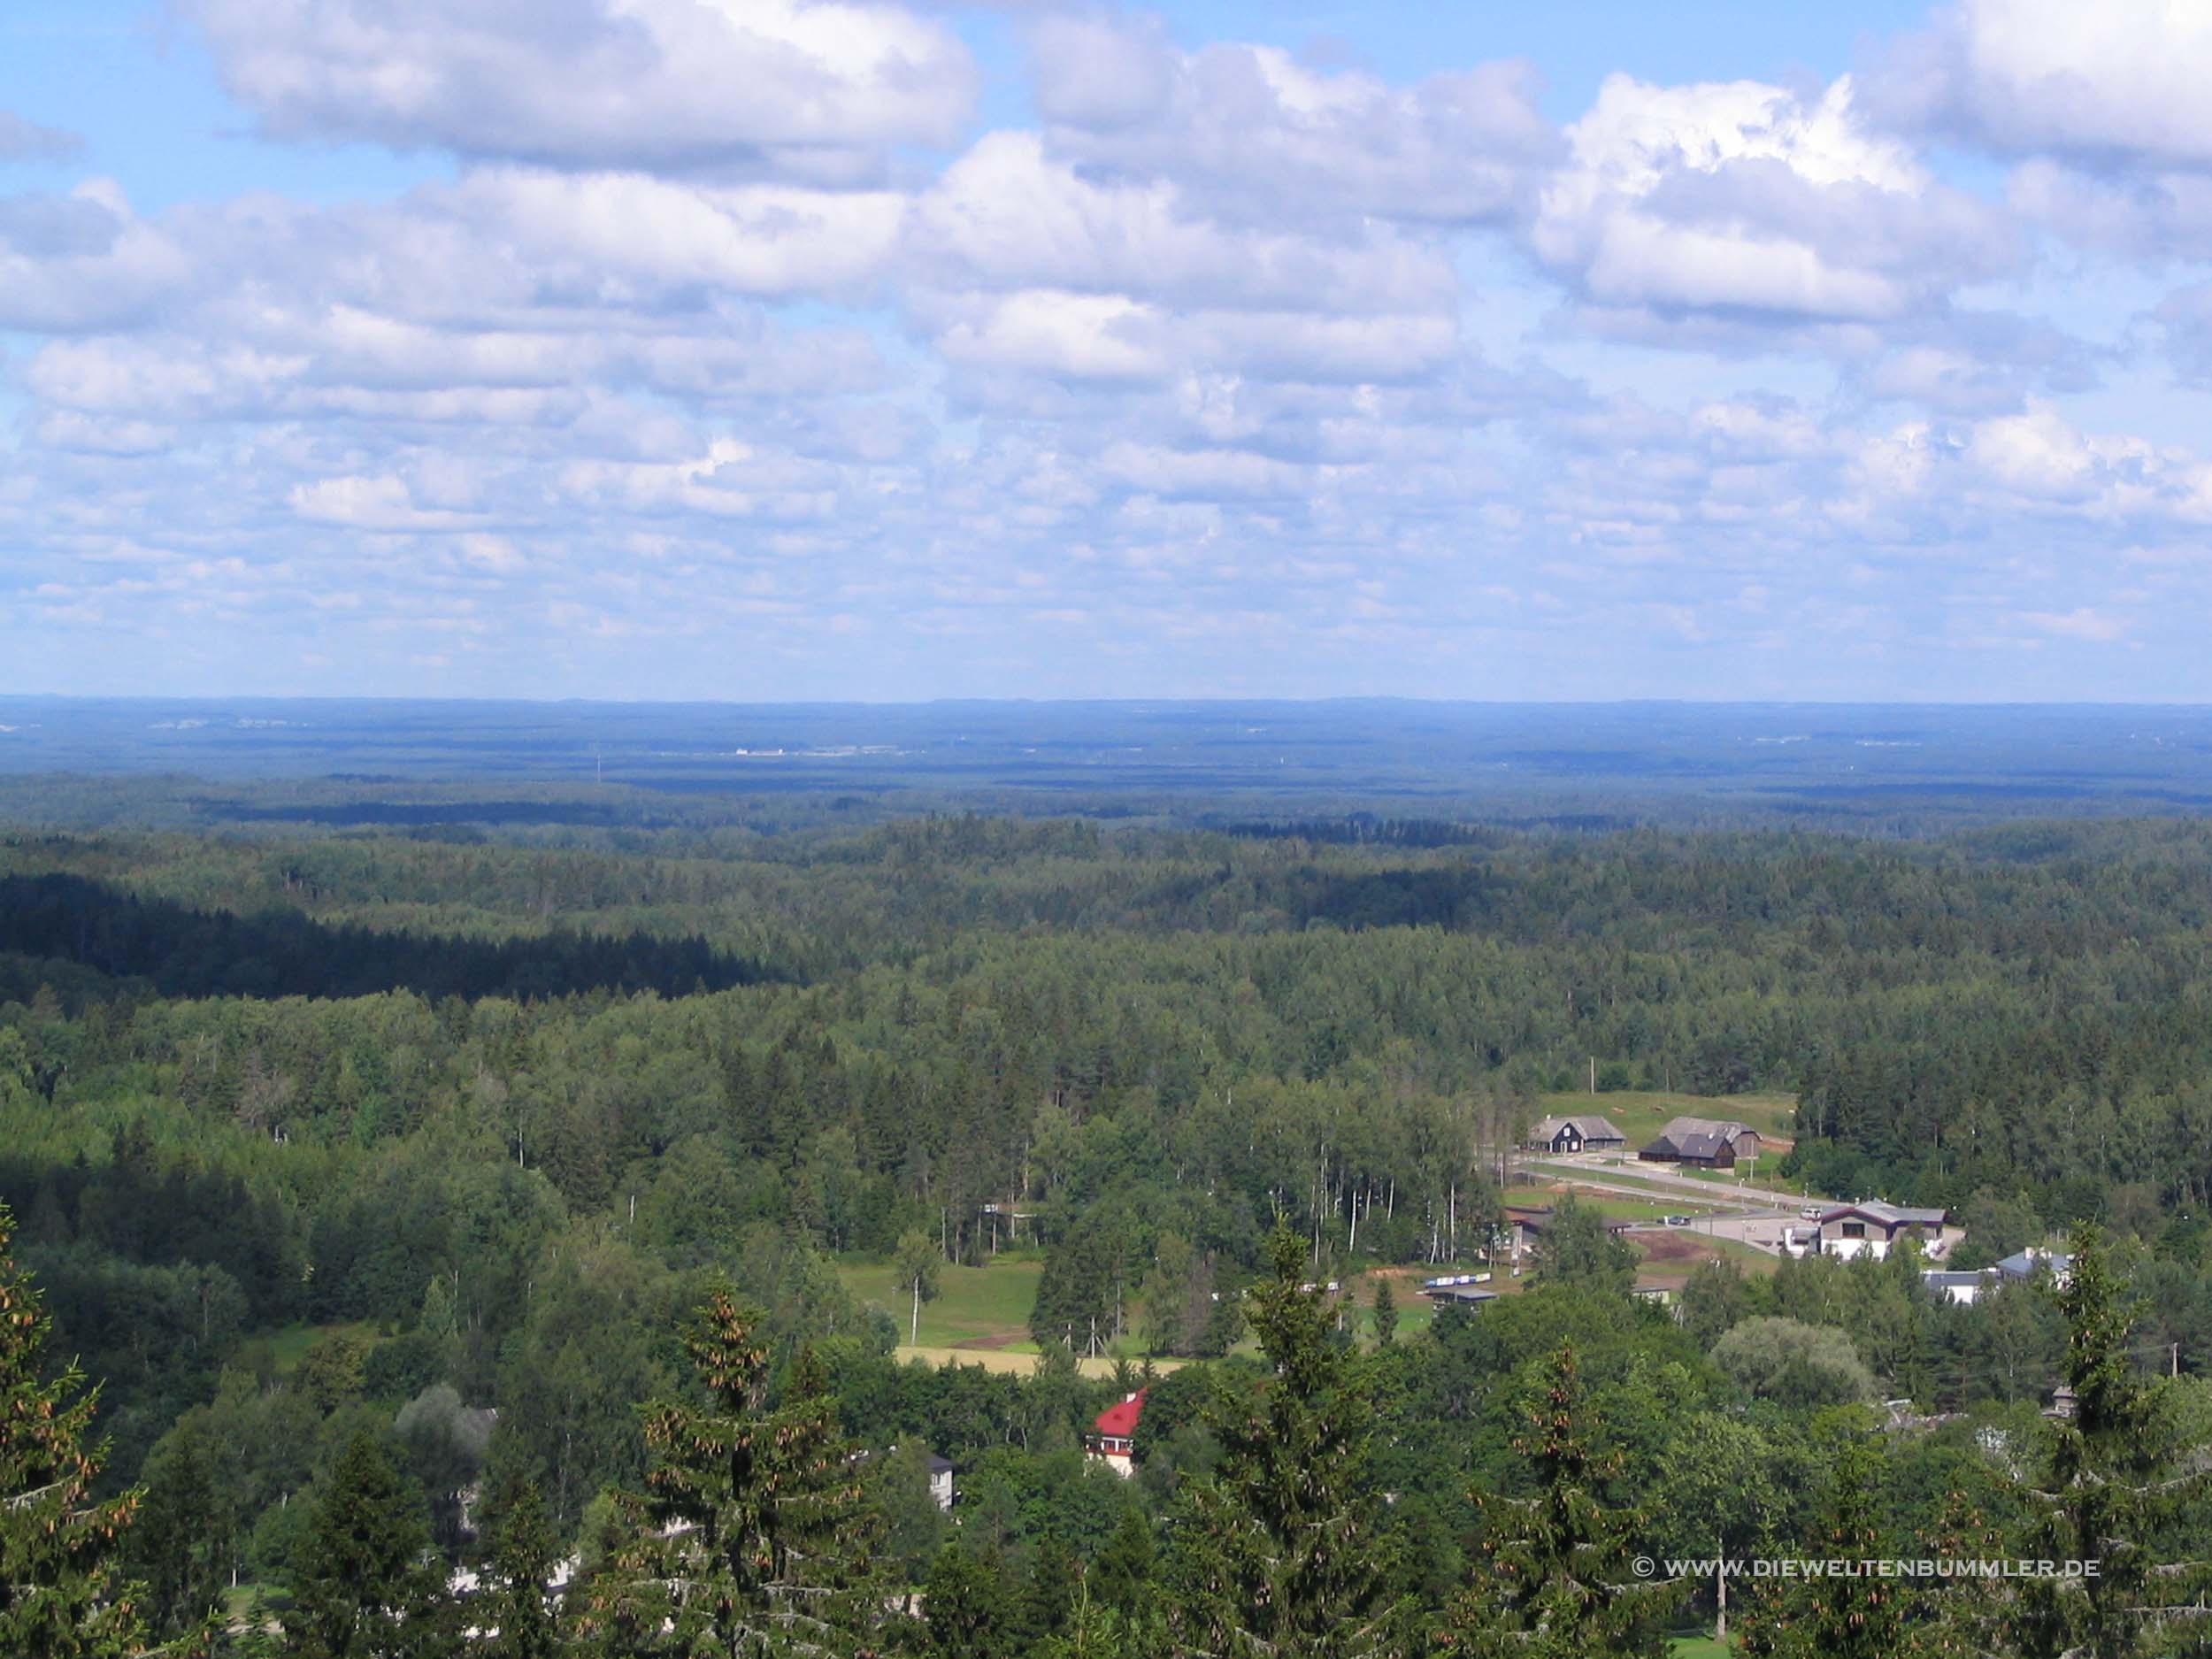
1659,1115,1758,1143
1529,1114,1627,1141
1922,1271,1985,1289
1821,1202,1947,1228
1421,1285,1499,1305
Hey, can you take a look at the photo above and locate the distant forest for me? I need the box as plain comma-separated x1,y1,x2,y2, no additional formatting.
8,806,2212,1654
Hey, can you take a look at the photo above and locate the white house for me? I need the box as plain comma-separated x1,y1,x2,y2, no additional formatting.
1922,1269,1990,1306
1813,1201,1948,1261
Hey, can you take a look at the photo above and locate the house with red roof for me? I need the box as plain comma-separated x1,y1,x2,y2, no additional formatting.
1087,1390,1146,1478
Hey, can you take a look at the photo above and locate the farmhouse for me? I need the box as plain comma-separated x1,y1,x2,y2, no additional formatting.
1813,1201,1948,1261
1087,1390,1146,1478
1637,1116,1762,1167
1922,1269,1989,1306
1501,1204,1635,1264
1996,1247,2074,1286
1524,1114,1628,1154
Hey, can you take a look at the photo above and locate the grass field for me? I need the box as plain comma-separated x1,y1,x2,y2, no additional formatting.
1502,1181,1721,1222
894,1343,1179,1379
235,1319,380,1377
836,1256,1049,1350
1668,1634,1732,1658
1537,1089,1799,1148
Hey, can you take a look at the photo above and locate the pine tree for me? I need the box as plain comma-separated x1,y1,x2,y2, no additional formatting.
1090,1509,1156,1617
129,1426,227,1643
2004,1224,2212,1659
279,1431,448,1659
0,1203,161,1659
1371,1279,1398,1347
921,1540,1015,1659
1163,1222,1407,1658
1736,1437,1909,1659
482,1483,563,1659
1438,1342,1682,1658
578,1295,880,1656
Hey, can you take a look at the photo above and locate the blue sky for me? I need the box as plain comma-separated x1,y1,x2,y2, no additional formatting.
4,0,2211,702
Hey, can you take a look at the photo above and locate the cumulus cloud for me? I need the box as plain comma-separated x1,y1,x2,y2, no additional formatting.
1028,19,1555,227
0,180,188,332
909,132,1452,316
5,3,2209,698
179,0,979,180
1534,73,2015,326
1873,0,2212,166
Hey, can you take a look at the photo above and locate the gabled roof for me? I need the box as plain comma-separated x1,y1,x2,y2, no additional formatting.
1528,1114,1626,1141
1997,1248,2074,1278
1922,1271,1986,1289
1093,1390,1146,1439
1674,1132,1730,1160
1659,1115,1757,1142
1821,1201,1947,1228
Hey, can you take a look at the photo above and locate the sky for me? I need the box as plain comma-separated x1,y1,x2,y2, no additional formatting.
4,1,2212,703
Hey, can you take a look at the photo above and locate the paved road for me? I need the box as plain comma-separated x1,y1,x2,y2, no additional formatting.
1515,1154,1819,1255
1520,1152,1818,1214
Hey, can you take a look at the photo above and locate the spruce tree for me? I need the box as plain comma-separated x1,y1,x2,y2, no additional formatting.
130,1426,227,1644
1371,1279,1398,1347
1163,1222,1407,1658
921,1540,1016,1659
2004,1224,2212,1659
1735,1437,1909,1659
481,1484,563,1659
279,1431,448,1659
578,1294,879,1656
1438,1342,1681,1658
0,1203,160,1659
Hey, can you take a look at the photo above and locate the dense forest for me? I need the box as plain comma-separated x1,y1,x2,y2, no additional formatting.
7,812,2212,1655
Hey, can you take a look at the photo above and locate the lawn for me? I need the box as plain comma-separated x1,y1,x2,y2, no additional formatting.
235,1319,380,1378
895,1343,1177,1379
835,1255,1047,1351
1668,1635,1732,1658
1502,1180,1722,1222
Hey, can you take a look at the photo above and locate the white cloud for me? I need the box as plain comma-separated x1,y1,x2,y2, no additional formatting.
1534,73,2013,325
0,180,188,332
1030,24,1554,227
290,473,484,529
180,0,979,180
934,289,1170,382
6,4,2210,698
1875,0,2212,166
910,131,1452,316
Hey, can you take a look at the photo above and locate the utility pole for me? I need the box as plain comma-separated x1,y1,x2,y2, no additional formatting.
1588,1056,1595,1094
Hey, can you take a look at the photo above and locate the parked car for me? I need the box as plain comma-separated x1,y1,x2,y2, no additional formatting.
1663,1214,1692,1226
1800,1205,1824,1220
